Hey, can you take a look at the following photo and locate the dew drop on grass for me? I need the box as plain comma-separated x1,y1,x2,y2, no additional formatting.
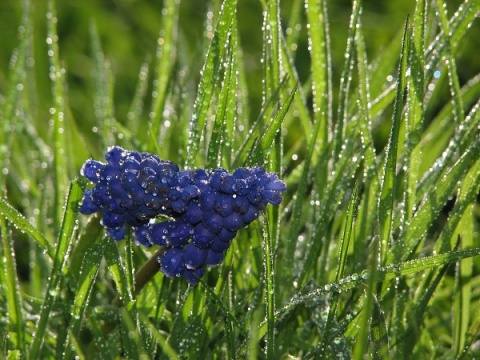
360,269,370,280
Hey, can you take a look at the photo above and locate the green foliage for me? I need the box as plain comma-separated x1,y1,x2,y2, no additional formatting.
0,0,479,358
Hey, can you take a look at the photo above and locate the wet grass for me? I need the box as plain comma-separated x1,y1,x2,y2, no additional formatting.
0,0,479,358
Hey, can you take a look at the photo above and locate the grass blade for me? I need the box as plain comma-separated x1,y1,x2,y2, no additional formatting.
0,197,54,257
403,0,425,222
104,238,134,305
1,218,25,351
332,0,361,161
261,215,276,359
321,186,357,354
305,0,330,167
148,0,179,150
246,85,296,167
396,138,480,261
186,0,237,168
127,62,150,134
378,16,409,263
206,19,237,169
47,0,68,232
29,180,83,358
89,20,115,148
64,241,104,359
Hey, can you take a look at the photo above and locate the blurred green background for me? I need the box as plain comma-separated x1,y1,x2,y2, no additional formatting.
1,0,478,150
1,1,480,357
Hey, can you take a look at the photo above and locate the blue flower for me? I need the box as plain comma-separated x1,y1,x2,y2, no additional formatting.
80,146,286,285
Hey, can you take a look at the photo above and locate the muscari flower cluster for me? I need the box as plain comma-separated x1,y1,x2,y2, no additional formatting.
79,146,286,285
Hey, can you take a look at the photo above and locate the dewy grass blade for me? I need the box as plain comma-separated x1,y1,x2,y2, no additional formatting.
332,0,361,162
305,0,330,166
297,141,360,287
64,241,104,360
395,138,480,262
47,0,68,232
353,237,380,359
1,217,25,350
454,210,474,356
119,306,142,358
0,197,54,258
378,16,409,264
104,238,133,305
232,77,288,168
200,277,243,360
435,0,464,126
140,313,181,360
335,187,357,283
425,0,479,82
148,0,178,149
289,248,480,316
256,246,480,351
448,0,480,51
206,22,237,169
246,85,296,167
419,81,480,193
404,0,425,222
0,4,29,185
321,187,357,353
67,328,87,360
127,62,149,134
403,263,449,355
223,30,239,169
280,0,312,138
263,0,282,98
434,152,480,255
68,213,103,275
186,0,237,168
262,215,276,360
124,235,136,305
29,180,83,358
354,16,380,248
355,17,377,180
89,20,115,148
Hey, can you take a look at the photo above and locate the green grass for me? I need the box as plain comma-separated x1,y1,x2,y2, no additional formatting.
1,0,480,358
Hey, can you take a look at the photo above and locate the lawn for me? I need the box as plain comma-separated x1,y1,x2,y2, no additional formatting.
0,0,479,358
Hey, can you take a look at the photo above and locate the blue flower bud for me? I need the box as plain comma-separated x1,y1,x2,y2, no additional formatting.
147,222,169,246
205,250,224,266
105,146,124,166
182,202,203,225
159,248,184,278
181,266,205,285
102,211,124,228
81,160,104,182
199,190,216,212
192,224,215,249
217,227,237,242
80,189,102,214
219,174,236,194
133,224,153,247
242,205,259,224
210,237,231,252
164,221,192,248
79,146,287,285
213,194,233,217
232,195,249,214
107,226,126,241
202,211,224,234
223,212,244,232
183,243,208,270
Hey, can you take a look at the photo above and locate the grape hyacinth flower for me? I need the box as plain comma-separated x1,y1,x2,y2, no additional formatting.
79,146,286,285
